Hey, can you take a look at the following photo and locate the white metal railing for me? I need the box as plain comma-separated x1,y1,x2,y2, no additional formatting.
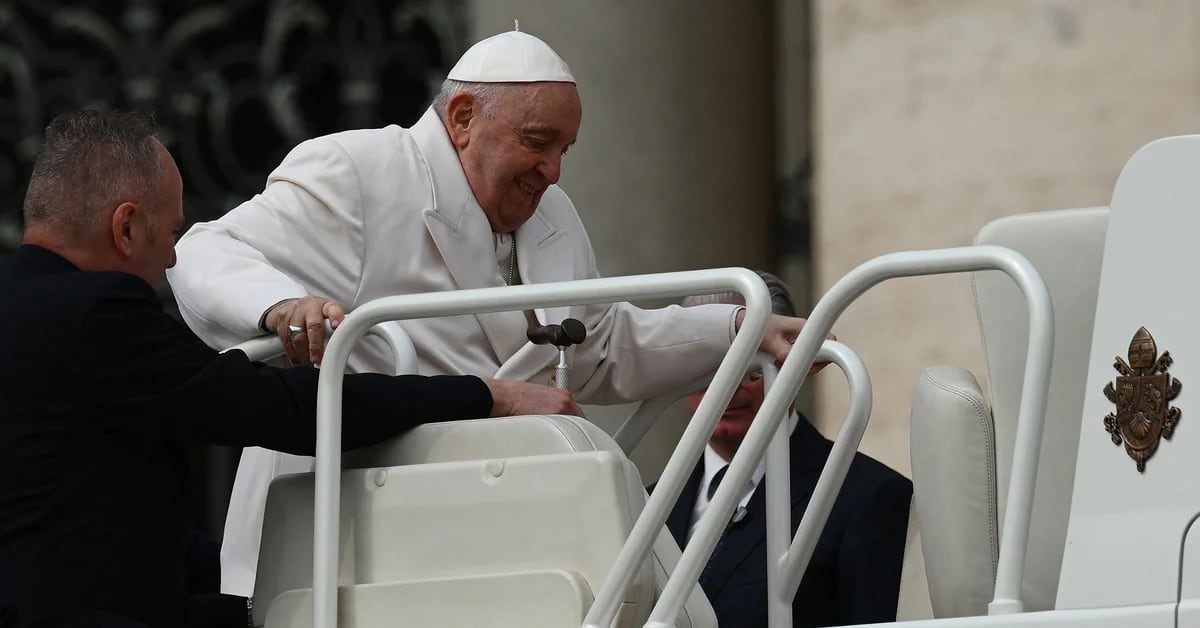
610,343,872,628
310,268,774,628
767,341,872,626
283,245,1049,627
225,321,418,375
633,342,869,628
642,245,1053,627
612,374,708,453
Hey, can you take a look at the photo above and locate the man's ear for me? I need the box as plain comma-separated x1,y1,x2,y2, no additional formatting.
110,202,138,259
445,93,477,149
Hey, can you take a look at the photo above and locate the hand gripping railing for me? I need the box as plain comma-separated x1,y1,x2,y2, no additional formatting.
643,245,1053,627
225,321,419,375
311,268,774,628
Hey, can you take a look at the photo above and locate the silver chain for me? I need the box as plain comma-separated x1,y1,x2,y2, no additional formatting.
505,235,517,286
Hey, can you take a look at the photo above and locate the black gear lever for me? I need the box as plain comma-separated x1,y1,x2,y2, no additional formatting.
527,318,587,390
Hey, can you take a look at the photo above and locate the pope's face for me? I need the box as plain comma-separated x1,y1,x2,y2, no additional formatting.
451,82,582,233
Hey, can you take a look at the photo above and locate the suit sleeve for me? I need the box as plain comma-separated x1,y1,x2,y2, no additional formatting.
84,275,492,454
168,135,368,350
837,474,914,624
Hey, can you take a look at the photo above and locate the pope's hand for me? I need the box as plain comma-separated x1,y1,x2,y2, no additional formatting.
735,310,835,376
482,378,585,418
262,296,346,366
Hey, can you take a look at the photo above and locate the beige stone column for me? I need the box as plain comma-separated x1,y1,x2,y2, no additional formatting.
773,0,817,414
467,2,776,481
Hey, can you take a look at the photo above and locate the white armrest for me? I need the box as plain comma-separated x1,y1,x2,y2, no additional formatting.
910,366,999,618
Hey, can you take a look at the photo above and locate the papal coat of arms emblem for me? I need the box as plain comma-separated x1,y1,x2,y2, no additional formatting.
1103,327,1182,472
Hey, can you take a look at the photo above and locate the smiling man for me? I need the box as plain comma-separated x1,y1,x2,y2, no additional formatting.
167,30,812,597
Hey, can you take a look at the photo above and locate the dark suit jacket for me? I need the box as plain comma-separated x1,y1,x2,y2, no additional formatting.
0,246,493,628
661,418,912,628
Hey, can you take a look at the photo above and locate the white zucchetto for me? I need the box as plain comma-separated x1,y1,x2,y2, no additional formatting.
447,30,575,84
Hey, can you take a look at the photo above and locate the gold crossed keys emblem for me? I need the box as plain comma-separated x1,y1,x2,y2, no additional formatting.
1103,327,1182,472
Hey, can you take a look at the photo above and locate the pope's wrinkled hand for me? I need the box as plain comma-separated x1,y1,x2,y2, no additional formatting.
262,296,346,366
735,310,836,376
482,378,585,418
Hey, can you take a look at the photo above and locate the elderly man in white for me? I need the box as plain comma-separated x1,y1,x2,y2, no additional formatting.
168,29,807,596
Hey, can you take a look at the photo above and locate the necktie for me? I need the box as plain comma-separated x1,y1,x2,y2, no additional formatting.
707,464,729,502
699,464,737,588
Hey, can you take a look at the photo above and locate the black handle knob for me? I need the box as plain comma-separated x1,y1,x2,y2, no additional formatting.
527,318,587,347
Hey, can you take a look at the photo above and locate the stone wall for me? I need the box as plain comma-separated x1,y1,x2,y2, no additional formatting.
812,0,1200,475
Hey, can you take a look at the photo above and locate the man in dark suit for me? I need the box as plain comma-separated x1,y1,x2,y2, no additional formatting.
660,272,912,628
0,111,580,628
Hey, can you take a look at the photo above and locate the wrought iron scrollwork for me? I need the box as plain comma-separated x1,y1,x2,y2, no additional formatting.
0,0,466,251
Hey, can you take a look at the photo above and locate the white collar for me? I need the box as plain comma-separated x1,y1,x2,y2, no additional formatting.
699,409,801,499
686,410,802,542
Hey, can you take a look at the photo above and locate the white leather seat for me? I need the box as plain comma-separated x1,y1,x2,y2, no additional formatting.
909,207,1108,617
255,414,717,628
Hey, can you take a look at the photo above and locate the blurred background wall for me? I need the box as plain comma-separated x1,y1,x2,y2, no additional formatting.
810,0,1200,476
1,0,1198,553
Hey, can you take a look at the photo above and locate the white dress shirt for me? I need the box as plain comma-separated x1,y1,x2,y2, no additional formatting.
687,410,801,541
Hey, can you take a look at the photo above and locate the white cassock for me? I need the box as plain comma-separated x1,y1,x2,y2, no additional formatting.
167,107,740,596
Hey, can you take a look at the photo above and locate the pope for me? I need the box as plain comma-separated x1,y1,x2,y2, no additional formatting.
168,28,814,596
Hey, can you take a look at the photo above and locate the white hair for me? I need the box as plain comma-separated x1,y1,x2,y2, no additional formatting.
431,79,519,121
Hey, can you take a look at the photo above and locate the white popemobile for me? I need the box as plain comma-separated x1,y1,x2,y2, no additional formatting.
228,133,1200,627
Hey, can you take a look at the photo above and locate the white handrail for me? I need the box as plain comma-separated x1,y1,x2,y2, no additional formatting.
224,333,289,362
612,374,709,453
642,342,870,628
763,348,792,628
614,343,869,628
644,245,1053,627
224,321,419,376
773,341,872,622
760,351,793,628
314,269,774,628
693,342,873,627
